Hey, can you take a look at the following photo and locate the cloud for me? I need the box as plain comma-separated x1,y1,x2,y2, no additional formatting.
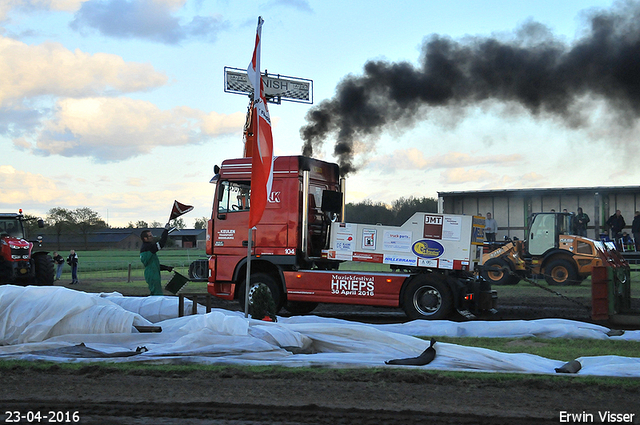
440,168,495,184
265,0,312,13
17,97,245,161
369,148,522,172
0,35,168,107
438,167,547,188
0,165,71,204
69,0,229,44
0,0,89,22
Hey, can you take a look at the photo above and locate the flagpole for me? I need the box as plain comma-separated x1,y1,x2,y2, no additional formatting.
246,16,262,318
245,226,252,318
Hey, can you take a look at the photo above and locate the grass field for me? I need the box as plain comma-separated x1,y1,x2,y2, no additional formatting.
55,248,209,295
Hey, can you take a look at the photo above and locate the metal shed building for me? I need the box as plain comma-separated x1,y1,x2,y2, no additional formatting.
438,186,640,241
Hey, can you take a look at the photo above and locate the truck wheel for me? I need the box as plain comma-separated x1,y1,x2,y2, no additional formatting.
284,301,318,315
482,258,518,285
238,273,284,313
402,275,453,320
544,259,579,286
33,253,54,286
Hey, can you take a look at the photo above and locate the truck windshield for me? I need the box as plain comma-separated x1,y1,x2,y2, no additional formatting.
218,181,251,213
0,219,23,238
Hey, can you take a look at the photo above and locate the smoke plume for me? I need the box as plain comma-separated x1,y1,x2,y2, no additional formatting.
300,1,640,175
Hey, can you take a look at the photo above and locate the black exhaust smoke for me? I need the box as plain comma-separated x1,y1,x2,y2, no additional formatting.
300,1,640,175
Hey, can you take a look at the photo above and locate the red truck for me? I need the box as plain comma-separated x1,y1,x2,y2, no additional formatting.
200,155,496,320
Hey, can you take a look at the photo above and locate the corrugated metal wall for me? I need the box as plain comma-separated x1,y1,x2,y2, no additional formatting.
438,187,640,241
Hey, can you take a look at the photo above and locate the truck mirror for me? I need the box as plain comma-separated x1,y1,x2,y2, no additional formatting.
37,219,45,228
321,190,342,214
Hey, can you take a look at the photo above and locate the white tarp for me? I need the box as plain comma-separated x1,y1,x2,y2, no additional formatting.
0,285,639,377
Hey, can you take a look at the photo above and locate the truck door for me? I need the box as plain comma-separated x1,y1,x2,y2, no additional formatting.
528,213,557,255
214,180,252,253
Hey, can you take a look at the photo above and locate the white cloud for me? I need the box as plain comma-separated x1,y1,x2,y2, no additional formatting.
0,165,70,204
18,97,245,160
0,36,168,107
440,167,496,184
69,0,229,44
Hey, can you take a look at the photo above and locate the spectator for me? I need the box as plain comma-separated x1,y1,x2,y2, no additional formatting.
485,212,497,242
574,207,590,237
53,251,64,281
632,211,640,251
606,210,626,242
66,250,79,285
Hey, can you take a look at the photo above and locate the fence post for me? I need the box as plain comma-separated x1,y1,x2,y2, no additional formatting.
128,263,132,283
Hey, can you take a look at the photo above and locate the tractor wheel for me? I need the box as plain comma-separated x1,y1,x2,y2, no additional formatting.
238,273,284,313
402,275,453,320
544,259,579,286
482,258,518,285
284,301,319,315
33,253,54,286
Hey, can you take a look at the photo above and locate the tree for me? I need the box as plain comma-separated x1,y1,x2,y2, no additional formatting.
344,196,438,226
170,217,186,230
194,217,208,229
391,197,438,225
135,220,148,228
150,221,163,228
73,207,107,250
47,207,74,250
345,200,394,225
21,214,43,242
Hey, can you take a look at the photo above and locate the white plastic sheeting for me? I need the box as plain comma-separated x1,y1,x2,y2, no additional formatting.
1,285,639,377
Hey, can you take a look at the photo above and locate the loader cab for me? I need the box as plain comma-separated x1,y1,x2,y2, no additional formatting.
527,212,573,256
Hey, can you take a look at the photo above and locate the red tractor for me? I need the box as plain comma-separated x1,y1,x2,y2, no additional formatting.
0,210,54,285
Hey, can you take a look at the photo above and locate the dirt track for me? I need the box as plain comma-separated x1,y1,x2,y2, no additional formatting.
3,366,639,424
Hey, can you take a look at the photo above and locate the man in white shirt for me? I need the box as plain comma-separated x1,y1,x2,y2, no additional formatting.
485,212,498,242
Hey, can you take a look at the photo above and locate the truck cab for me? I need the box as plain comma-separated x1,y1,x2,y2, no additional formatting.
205,156,341,306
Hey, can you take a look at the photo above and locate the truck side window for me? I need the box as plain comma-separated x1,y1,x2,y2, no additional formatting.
218,181,251,213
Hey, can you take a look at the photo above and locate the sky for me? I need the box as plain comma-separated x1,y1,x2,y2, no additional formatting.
2,0,639,228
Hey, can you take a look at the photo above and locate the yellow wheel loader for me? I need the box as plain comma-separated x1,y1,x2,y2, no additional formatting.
481,212,628,286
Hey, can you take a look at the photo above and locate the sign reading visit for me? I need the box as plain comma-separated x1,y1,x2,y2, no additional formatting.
224,67,313,104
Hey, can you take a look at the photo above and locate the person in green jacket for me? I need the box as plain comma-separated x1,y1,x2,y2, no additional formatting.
140,225,173,296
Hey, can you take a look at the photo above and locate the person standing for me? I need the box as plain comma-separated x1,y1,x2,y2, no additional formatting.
485,212,498,242
67,250,79,284
606,210,626,242
632,211,640,251
53,251,64,281
140,225,173,296
574,207,590,237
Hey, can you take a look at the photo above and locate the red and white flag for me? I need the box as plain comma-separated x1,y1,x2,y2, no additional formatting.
169,200,194,221
247,16,274,229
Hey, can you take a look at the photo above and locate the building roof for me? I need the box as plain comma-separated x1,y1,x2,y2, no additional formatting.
170,229,206,237
438,185,640,197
